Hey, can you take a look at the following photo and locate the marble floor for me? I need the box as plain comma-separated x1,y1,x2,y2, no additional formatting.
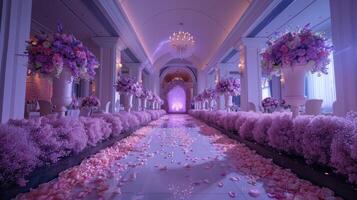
16,115,340,200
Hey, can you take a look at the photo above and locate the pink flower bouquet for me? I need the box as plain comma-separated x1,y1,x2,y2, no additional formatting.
261,25,332,77
215,78,241,95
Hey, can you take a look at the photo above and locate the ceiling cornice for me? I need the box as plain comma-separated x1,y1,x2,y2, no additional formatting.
94,0,151,67
205,0,279,69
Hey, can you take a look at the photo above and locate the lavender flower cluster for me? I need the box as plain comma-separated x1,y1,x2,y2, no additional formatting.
189,110,357,184
27,32,99,80
261,97,286,113
215,78,241,95
202,88,217,100
0,110,166,187
80,95,100,108
261,25,332,76
114,76,142,95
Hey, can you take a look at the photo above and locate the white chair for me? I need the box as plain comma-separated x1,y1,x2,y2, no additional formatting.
248,102,256,112
105,101,111,113
305,99,323,115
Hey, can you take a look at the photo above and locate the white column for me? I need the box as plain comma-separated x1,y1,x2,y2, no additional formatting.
197,69,206,94
330,0,357,116
92,37,119,113
0,0,32,123
237,38,265,111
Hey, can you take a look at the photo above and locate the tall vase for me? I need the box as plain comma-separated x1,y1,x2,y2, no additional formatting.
135,97,142,111
224,94,233,112
141,98,147,110
122,93,133,112
281,63,312,117
208,99,215,111
52,69,73,117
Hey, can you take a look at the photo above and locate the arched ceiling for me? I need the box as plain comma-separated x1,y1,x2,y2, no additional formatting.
163,71,193,83
118,0,251,69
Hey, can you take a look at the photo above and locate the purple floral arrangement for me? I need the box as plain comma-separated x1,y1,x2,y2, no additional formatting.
114,76,141,95
261,97,279,108
261,25,332,76
81,96,100,108
26,26,99,80
216,78,241,95
202,88,217,100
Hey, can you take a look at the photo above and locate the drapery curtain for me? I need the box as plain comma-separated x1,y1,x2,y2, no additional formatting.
306,54,336,112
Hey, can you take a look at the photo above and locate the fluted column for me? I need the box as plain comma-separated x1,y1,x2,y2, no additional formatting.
330,0,357,116
237,38,266,111
92,37,119,113
0,0,32,122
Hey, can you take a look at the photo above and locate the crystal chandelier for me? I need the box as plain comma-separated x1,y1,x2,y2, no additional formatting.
169,29,195,59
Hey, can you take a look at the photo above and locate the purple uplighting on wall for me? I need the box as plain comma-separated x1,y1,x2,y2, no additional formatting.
167,85,186,113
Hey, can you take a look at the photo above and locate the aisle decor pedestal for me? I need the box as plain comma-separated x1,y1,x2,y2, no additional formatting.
141,98,148,110
52,69,73,117
208,99,215,111
224,94,233,112
260,25,332,117
115,76,142,113
215,78,240,112
26,24,99,117
281,63,312,117
122,93,133,112
80,96,100,116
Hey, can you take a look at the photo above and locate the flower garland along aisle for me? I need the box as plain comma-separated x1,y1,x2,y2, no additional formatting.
114,76,141,112
80,95,101,116
261,25,332,117
216,78,240,111
26,25,99,117
202,88,217,110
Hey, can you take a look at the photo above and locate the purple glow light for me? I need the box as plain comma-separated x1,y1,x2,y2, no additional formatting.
167,85,186,113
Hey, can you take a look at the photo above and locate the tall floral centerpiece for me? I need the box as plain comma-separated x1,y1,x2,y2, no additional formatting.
261,25,332,117
202,88,217,111
139,89,152,110
80,95,100,116
194,94,204,110
114,76,140,112
26,26,99,117
133,83,143,111
216,78,240,111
